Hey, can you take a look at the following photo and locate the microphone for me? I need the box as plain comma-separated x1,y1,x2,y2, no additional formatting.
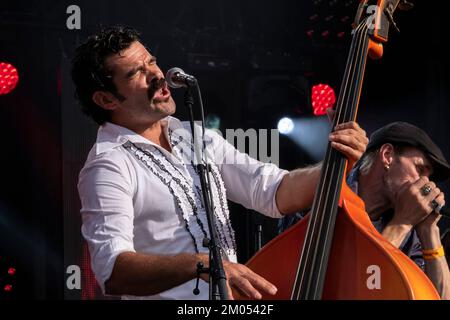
165,67,197,88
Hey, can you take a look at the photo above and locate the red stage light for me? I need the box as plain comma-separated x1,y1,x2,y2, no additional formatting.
0,62,19,95
309,14,319,21
8,268,16,276
4,284,12,292
312,83,336,116
321,30,330,38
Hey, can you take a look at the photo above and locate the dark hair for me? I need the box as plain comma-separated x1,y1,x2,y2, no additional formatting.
71,25,141,125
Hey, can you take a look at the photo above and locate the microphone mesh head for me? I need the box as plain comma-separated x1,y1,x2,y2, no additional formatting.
165,67,185,89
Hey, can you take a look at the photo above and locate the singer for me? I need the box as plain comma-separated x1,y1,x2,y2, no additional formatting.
71,25,368,300
280,122,450,299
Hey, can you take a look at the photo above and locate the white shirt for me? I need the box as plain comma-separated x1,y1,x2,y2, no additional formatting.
78,116,288,300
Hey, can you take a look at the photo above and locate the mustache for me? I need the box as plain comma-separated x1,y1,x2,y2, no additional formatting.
148,78,167,100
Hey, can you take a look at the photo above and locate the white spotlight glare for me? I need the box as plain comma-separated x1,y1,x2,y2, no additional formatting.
277,117,294,135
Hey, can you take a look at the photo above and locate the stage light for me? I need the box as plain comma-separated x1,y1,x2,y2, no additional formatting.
311,83,336,116
309,14,319,21
4,284,12,292
282,117,331,161
8,267,16,276
277,117,294,135
0,62,19,95
305,1,354,45
321,30,330,38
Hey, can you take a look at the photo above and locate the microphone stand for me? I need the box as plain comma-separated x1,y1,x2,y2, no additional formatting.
183,81,229,300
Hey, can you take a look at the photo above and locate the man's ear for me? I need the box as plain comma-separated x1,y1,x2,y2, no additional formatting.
92,91,119,111
379,143,394,167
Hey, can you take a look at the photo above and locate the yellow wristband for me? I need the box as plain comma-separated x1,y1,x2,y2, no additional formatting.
422,246,445,260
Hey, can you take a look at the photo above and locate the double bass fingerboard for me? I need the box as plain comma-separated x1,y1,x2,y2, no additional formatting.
291,21,371,300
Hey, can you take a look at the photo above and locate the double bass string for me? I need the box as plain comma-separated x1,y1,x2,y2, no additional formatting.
312,22,370,296
293,22,365,298
318,27,369,296
293,21,370,299
292,22,365,298
346,26,370,123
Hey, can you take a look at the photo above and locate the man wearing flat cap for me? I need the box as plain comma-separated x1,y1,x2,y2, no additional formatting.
280,121,450,299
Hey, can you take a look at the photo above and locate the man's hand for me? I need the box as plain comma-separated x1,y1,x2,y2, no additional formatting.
329,121,368,168
201,261,278,300
416,210,444,238
275,114,367,215
404,179,449,300
390,177,443,227
416,189,445,244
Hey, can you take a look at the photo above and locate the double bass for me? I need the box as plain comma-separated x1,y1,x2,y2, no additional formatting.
237,0,440,299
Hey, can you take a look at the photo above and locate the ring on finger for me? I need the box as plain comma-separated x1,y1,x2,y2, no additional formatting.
430,199,440,211
421,185,432,196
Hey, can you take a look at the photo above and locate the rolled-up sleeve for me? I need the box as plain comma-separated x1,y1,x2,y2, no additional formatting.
208,130,289,218
78,153,136,293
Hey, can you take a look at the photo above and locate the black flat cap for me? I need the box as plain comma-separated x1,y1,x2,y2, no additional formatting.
366,122,450,182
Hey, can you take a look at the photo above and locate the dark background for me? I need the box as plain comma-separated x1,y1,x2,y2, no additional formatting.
0,0,449,299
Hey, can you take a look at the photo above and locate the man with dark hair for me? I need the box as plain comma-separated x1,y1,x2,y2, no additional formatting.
73,25,368,300
72,25,140,125
280,122,450,299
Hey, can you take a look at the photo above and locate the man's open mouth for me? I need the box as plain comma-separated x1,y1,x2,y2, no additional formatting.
148,78,171,101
